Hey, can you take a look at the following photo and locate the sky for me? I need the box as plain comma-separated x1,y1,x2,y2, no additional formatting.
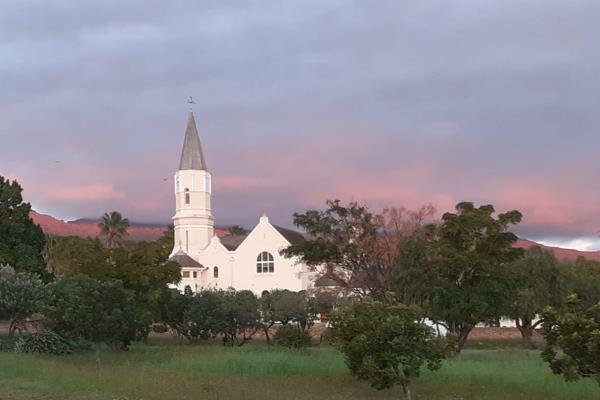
1,0,600,250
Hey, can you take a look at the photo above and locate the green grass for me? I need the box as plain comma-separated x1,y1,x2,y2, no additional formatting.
0,337,598,400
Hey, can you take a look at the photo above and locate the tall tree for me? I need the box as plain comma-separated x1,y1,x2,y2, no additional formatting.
426,202,523,352
282,200,434,302
98,211,130,248
0,177,46,276
505,246,563,348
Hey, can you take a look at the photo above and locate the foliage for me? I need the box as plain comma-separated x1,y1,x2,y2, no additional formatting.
260,289,316,343
426,202,523,352
222,289,261,346
159,288,261,346
45,276,137,358
0,265,47,336
330,299,448,400
14,330,73,355
42,236,180,340
505,246,562,347
98,211,130,248
273,325,312,348
0,177,47,277
560,258,600,308
282,200,435,301
183,290,226,341
541,296,600,386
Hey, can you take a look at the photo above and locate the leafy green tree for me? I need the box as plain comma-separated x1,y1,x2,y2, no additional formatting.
505,246,563,348
282,200,435,301
42,236,180,340
45,276,137,363
259,289,315,344
330,299,448,400
98,211,130,248
0,177,46,276
222,289,261,346
427,202,523,352
42,236,109,278
183,290,226,342
156,287,194,340
0,265,47,336
541,296,600,386
561,258,600,308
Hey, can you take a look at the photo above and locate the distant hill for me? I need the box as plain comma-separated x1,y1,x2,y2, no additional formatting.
515,239,600,262
30,211,229,242
30,211,600,262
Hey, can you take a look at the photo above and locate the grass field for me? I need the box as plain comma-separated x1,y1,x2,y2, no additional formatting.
0,334,599,400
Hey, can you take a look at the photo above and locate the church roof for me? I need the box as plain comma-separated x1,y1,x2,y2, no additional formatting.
169,250,206,269
220,234,248,251
179,112,207,170
218,226,305,251
274,226,306,245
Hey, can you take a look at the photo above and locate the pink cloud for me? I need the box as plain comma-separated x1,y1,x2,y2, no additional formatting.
46,183,126,201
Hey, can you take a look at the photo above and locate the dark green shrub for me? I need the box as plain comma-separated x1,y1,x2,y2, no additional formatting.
273,325,312,348
0,336,16,352
14,330,73,355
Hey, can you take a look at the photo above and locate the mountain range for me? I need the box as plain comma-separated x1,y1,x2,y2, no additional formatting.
30,211,600,262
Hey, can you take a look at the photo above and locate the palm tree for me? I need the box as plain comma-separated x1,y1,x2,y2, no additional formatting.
98,211,130,249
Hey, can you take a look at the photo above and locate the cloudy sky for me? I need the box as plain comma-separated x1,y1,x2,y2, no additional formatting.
2,0,599,250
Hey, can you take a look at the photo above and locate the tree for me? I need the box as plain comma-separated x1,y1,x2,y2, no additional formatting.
541,296,600,386
561,258,600,308
282,200,435,301
0,265,47,336
0,177,46,276
45,276,137,363
222,289,261,346
228,225,248,235
42,236,181,340
182,290,226,342
330,299,448,400
259,290,315,344
42,236,109,278
505,246,563,348
98,211,130,248
426,202,523,352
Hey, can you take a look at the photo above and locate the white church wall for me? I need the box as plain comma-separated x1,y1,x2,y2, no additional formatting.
231,216,308,294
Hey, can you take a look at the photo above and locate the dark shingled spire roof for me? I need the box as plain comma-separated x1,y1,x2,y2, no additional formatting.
179,112,207,170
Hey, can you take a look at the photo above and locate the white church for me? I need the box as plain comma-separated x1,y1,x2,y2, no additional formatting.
169,112,318,294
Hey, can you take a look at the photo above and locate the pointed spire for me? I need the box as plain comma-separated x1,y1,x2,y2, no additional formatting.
179,112,207,170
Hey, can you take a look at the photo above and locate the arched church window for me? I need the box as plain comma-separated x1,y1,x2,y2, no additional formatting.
256,251,274,273
184,188,190,205
214,266,219,278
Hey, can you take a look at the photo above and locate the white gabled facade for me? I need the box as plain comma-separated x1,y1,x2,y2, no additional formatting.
170,112,315,294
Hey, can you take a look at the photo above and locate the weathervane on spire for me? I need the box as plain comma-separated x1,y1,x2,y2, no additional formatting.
187,96,195,111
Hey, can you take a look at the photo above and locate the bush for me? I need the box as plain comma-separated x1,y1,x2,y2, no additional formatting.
14,330,73,355
273,325,312,349
0,335,16,352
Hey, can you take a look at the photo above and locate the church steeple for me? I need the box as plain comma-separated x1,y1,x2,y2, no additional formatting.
171,112,214,257
179,112,207,171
